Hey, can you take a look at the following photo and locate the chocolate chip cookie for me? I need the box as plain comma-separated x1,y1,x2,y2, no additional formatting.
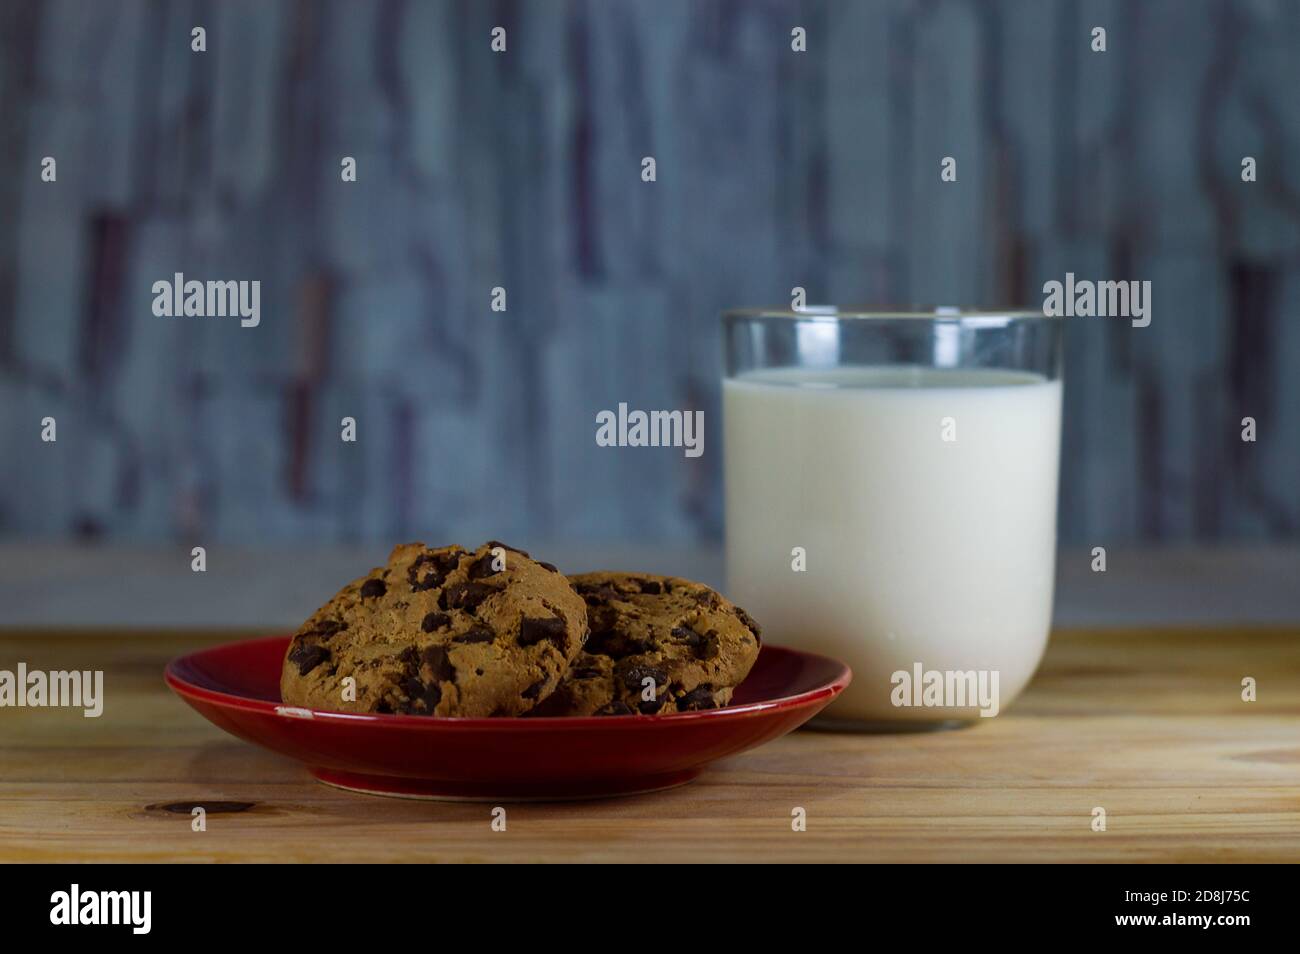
529,572,762,716
280,542,587,717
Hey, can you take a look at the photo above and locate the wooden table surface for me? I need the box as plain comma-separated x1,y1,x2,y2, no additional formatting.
2,627,1298,863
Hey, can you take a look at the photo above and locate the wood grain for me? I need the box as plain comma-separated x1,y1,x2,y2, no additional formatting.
1,627,1297,863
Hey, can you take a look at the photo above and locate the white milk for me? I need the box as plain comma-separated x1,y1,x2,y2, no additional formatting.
723,366,1062,726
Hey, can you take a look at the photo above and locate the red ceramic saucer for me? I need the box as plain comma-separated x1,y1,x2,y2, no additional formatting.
165,635,850,800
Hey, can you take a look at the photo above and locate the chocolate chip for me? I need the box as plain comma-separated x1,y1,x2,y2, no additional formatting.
359,578,387,599
466,552,497,580
733,605,762,644
676,685,718,711
538,561,558,573
585,629,653,658
518,615,567,648
408,550,461,592
438,581,498,612
596,700,634,716
397,676,442,714
622,665,667,692
637,696,665,715
569,666,604,680
636,579,662,594
395,646,444,714
288,642,330,676
522,678,548,699
576,583,619,605
672,625,701,648
313,618,347,639
421,612,450,633
674,625,721,660
452,625,496,644
420,645,455,683
454,583,498,612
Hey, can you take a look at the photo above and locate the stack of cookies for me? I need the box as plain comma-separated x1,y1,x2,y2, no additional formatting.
280,542,762,718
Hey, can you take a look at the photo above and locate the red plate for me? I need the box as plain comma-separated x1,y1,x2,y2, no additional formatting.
165,635,850,800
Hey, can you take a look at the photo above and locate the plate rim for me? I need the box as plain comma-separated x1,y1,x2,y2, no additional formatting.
164,634,852,731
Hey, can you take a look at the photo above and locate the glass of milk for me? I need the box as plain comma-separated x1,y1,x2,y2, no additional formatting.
722,308,1063,730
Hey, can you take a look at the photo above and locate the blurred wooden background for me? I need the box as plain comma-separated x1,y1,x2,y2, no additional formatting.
0,0,1297,546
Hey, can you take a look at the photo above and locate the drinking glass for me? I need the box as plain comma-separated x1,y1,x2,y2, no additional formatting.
722,307,1063,730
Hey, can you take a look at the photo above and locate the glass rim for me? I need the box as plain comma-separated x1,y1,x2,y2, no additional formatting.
722,306,1056,326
